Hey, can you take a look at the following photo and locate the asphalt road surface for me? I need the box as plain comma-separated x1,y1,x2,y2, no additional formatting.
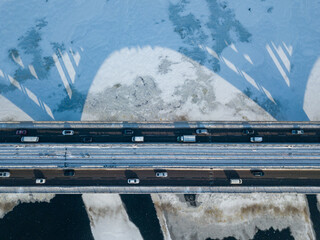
1,169,320,187
1,127,320,143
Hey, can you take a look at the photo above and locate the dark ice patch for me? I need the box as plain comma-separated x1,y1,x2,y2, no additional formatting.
267,7,274,13
54,87,86,113
169,0,252,73
7,18,56,85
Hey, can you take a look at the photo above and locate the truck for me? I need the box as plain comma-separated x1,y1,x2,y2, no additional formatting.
177,135,196,143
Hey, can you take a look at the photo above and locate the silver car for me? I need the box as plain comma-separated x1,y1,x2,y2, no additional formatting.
62,130,74,136
156,172,168,177
36,178,46,184
127,178,140,184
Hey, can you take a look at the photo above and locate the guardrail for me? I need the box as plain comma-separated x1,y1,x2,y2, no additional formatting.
1,186,320,194
1,121,320,129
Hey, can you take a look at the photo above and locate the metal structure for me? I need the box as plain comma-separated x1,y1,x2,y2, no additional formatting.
0,143,320,169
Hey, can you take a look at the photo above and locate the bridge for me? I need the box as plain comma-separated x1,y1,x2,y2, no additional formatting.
1,121,320,193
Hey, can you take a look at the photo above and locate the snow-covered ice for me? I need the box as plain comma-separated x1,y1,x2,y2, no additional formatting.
0,0,319,121
152,193,315,240
82,194,143,240
82,46,274,121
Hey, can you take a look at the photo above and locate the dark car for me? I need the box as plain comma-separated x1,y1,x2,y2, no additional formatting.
251,170,264,177
124,129,134,135
82,137,93,143
242,129,254,135
64,169,75,176
16,129,27,135
195,129,208,135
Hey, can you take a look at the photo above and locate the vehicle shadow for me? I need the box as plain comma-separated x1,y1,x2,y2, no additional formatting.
124,170,138,179
33,169,45,179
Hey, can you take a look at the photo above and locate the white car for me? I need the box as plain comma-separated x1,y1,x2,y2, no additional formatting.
62,130,74,136
177,135,196,143
0,172,10,177
127,178,140,184
21,136,39,142
35,178,46,184
250,137,263,143
230,179,242,184
132,136,144,143
156,172,168,177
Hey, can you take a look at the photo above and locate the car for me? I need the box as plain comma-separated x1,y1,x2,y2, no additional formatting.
16,129,27,135
132,136,144,142
195,129,208,135
82,137,93,143
177,135,196,143
230,179,242,184
156,172,168,177
127,178,140,184
62,130,74,135
243,129,254,135
0,172,10,177
250,137,263,143
21,136,39,142
292,129,304,135
64,169,75,176
251,170,264,177
35,178,46,184
124,129,134,135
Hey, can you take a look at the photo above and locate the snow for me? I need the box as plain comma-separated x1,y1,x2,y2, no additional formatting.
303,57,320,120
82,46,274,121
0,0,318,121
0,193,55,218
152,193,315,240
82,194,143,240
0,95,33,121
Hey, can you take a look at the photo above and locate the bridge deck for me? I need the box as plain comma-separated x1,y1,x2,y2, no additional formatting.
1,143,320,168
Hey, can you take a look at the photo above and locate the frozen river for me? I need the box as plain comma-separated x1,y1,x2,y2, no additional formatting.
0,0,320,239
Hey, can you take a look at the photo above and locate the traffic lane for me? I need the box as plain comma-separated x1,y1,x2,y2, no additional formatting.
2,178,320,187
236,169,320,179
0,169,247,180
2,135,319,143
4,169,320,180
3,169,213,180
0,128,320,142
18,128,320,136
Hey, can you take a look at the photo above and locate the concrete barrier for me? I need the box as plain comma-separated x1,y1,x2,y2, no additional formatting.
1,186,320,194
2,121,320,129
